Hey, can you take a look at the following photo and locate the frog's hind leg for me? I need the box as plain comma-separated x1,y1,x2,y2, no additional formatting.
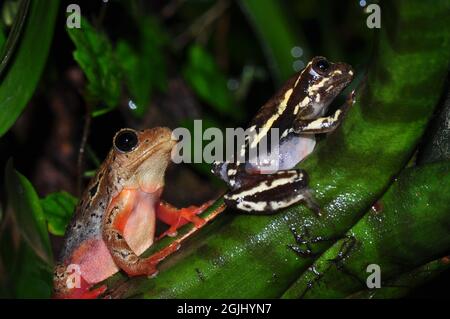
224,169,320,214
156,201,212,238
102,189,213,277
53,263,108,299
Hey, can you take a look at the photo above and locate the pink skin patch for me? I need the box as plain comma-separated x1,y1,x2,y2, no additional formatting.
70,239,119,284
70,190,158,285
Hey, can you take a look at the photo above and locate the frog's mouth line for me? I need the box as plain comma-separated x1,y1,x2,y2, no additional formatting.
127,138,175,170
332,77,353,90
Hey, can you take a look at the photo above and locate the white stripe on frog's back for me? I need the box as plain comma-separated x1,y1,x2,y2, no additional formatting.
251,61,319,148
250,88,294,149
224,171,303,200
294,61,312,87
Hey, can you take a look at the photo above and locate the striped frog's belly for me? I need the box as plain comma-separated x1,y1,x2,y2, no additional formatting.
245,134,316,173
277,134,316,169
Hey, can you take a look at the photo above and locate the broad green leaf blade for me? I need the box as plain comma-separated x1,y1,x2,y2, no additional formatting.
125,16,168,118
418,88,450,164
66,16,121,116
106,16,168,118
183,44,241,120
2,160,54,298
110,0,450,299
0,221,53,298
0,27,6,56
0,0,59,137
0,0,29,77
282,162,450,298
0,215,16,298
348,257,450,299
239,0,310,83
1,0,20,27
40,191,77,236
10,241,53,298
5,160,53,265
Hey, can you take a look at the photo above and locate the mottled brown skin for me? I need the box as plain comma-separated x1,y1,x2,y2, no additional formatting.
53,127,210,298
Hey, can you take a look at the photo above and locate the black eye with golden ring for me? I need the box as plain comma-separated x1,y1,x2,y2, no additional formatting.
314,58,330,75
114,129,138,153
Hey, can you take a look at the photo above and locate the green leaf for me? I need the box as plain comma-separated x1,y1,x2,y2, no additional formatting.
239,0,310,83
3,160,53,298
5,160,53,265
0,0,59,137
183,44,241,120
115,17,168,117
0,222,53,298
2,0,20,26
0,25,6,54
418,88,450,164
282,162,450,298
40,191,78,237
10,241,53,298
348,257,450,299
66,16,121,116
138,17,168,94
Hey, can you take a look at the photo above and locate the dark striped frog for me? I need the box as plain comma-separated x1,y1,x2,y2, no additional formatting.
213,56,354,213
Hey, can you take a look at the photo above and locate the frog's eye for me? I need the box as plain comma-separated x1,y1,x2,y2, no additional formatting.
114,129,138,153
313,58,330,75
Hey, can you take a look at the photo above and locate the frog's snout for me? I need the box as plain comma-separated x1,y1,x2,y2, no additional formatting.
340,62,354,80
346,64,354,79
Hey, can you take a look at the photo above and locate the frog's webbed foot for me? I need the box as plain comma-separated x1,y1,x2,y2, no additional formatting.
224,169,320,214
53,264,107,299
288,226,332,258
156,201,212,239
288,227,356,260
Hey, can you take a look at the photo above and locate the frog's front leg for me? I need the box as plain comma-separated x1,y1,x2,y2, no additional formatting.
102,189,179,277
294,91,355,134
224,170,320,214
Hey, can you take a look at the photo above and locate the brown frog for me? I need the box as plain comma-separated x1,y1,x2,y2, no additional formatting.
53,127,215,298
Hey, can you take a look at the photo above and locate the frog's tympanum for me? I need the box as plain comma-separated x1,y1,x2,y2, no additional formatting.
213,56,354,213
53,127,212,298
